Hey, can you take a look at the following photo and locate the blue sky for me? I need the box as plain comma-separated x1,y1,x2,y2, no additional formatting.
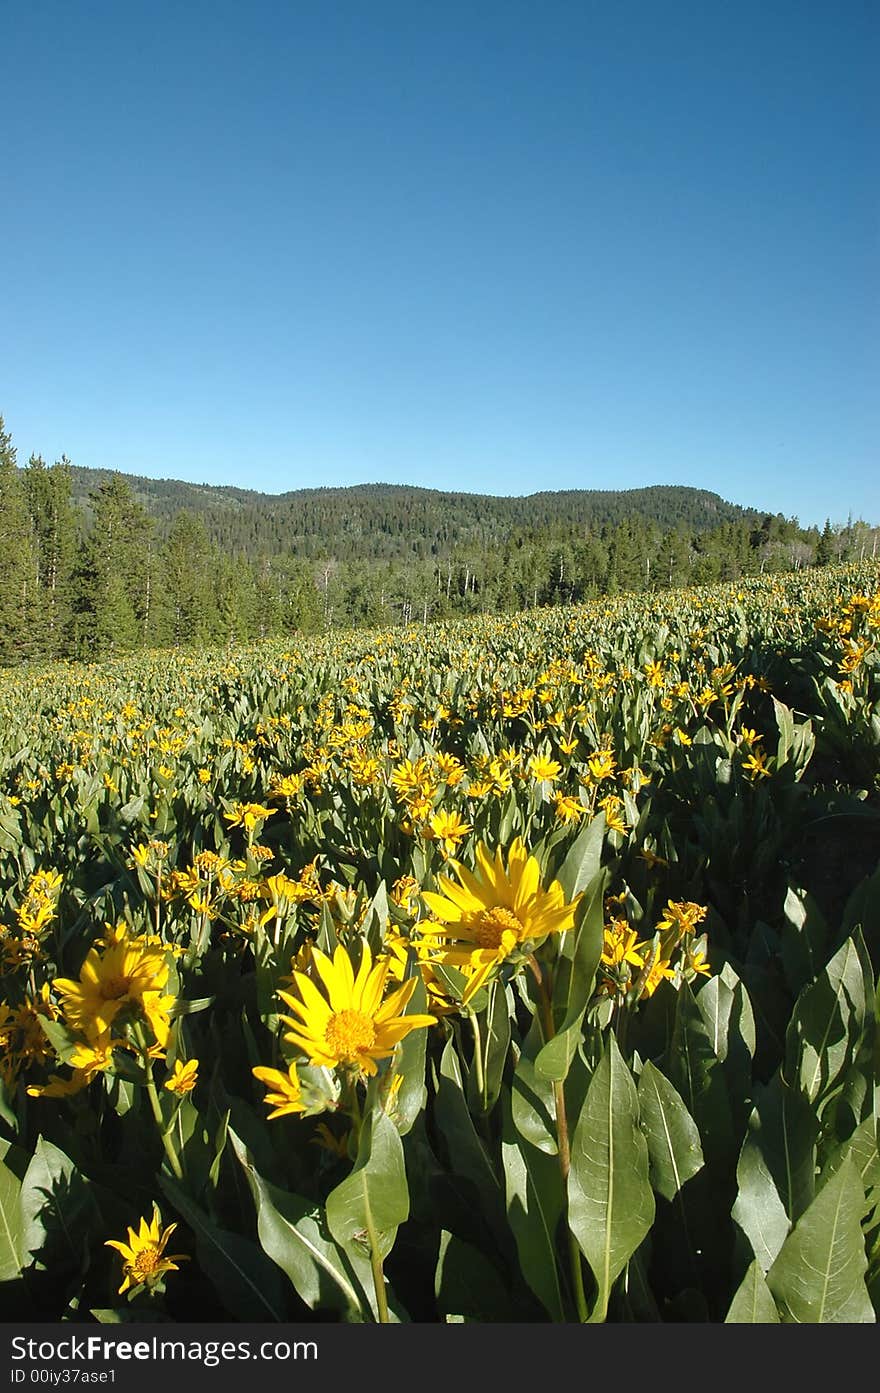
2,0,877,527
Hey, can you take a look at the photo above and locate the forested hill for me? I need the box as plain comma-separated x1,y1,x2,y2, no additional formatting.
66,467,755,560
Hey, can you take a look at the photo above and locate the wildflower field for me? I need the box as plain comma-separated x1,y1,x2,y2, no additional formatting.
1,562,879,1324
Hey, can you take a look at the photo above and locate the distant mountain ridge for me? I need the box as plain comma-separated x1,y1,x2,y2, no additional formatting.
66,466,758,561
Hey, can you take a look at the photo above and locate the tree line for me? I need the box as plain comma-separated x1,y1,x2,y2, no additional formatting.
1,415,877,665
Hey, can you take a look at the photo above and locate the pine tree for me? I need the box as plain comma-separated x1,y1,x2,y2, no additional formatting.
71,475,153,657
24,453,77,658
0,417,39,665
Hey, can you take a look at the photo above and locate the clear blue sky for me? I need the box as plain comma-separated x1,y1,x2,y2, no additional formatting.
2,0,877,527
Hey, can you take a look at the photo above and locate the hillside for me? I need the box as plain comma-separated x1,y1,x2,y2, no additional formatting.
67,467,758,561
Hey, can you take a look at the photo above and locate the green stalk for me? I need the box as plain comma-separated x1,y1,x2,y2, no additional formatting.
469,1008,487,1112
529,954,589,1323
145,1067,185,1181
343,1075,389,1324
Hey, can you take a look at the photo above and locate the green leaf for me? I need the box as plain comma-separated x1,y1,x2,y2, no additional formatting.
554,811,606,901
326,1108,409,1264
725,1260,780,1323
501,1094,566,1322
19,1137,101,1274
732,1122,791,1272
434,1038,507,1230
663,980,735,1174
230,1128,367,1318
510,1032,558,1155
568,1032,655,1322
388,974,429,1135
434,1230,513,1321
636,1061,704,1201
535,869,606,1081
781,886,829,996
822,1116,880,1218
767,1158,875,1323
158,1173,288,1321
789,936,866,1109
0,1138,25,1281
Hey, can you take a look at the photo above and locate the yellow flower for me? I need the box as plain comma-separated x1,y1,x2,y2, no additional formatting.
529,754,562,782
425,809,472,857
105,1206,187,1294
27,1032,121,1098
421,837,581,1004
53,931,171,1042
164,1058,199,1095
223,802,277,832
601,918,645,969
252,1060,308,1118
552,792,584,824
278,944,436,1076
586,749,616,781
742,749,770,780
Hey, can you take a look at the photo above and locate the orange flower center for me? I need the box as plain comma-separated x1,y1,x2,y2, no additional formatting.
473,907,522,950
324,1009,377,1062
100,975,132,1002
129,1246,162,1282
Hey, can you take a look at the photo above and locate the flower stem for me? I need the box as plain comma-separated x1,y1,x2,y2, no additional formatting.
145,1068,184,1181
530,954,590,1323
469,1009,487,1112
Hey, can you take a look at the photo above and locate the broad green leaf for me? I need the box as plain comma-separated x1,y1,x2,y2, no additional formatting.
636,1060,704,1201
230,1129,367,1318
789,936,866,1109
767,1158,874,1323
663,980,735,1175
159,1173,288,1321
434,1230,513,1321
568,1032,655,1321
326,1108,409,1264
501,1094,566,1322
781,886,829,996
822,1116,880,1219
434,1038,508,1231
0,1138,25,1281
725,1260,780,1323
20,1137,101,1274
732,1122,791,1271
510,1035,558,1155
388,974,429,1134
467,980,511,1114
535,869,606,1081
736,1071,817,1233
555,811,606,901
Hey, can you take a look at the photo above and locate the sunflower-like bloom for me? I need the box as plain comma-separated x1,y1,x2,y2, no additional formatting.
420,837,581,1004
105,1206,187,1294
278,944,436,1076
252,1060,307,1118
164,1058,199,1095
53,929,171,1043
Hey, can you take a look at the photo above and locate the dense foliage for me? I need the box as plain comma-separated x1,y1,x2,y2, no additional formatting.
0,561,878,1323
2,414,876,662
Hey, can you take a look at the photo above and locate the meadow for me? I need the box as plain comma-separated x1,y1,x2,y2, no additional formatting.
1,561,878,1323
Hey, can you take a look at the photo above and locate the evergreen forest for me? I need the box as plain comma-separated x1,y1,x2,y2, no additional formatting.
1,413,876,664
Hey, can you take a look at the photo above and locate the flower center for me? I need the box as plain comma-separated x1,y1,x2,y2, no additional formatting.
130,1246,161,1282
324,1009,377,1062
100,975,132,1002
473,907,522,950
